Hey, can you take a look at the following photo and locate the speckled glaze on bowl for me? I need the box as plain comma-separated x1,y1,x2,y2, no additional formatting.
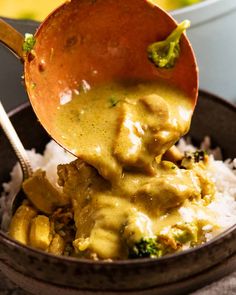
0,91,236,295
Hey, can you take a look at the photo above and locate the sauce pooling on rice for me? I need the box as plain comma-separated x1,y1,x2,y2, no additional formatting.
8,79,218,260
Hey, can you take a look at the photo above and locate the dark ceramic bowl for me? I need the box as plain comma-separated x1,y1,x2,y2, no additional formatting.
0,91,236,295
0,17,38,112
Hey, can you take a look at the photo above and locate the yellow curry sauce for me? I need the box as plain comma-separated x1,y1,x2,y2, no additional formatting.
8,14,213,260
55,81,193,181
9,79,217,260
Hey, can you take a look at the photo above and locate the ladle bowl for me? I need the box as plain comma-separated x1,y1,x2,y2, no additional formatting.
0,0,198,157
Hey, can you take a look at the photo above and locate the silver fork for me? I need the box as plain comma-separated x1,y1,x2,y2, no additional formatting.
0,101,32,213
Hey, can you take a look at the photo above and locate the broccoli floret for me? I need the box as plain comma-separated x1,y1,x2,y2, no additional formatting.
129,222,200,258
23,33,36,53
129,237,163,258
147,20,190,69
171,222,199,245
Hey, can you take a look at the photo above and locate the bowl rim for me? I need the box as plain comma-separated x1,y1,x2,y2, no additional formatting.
0,90,236,266
1,16,39,28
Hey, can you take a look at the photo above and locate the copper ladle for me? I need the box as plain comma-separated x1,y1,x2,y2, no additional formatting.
0,0,198,158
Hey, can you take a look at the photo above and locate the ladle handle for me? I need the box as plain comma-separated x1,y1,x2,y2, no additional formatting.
0,101,32,180
0,18,25,61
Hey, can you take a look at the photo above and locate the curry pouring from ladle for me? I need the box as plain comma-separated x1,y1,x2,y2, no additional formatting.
0,0,198,160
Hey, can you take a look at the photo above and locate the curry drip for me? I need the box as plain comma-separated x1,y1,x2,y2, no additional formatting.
9,80,216,260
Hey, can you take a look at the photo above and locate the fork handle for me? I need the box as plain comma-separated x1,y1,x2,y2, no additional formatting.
0,101,32,180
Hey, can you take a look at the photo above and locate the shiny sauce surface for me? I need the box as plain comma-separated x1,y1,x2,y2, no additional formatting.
13,79,217,260
55,80,193,181
52,80,212,260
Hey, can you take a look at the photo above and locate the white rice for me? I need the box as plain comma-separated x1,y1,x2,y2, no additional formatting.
177,137,236,238
0,141,75,231
1,137,236,241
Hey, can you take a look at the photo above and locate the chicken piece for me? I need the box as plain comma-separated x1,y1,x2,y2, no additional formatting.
113,95,176,174
48,233,65,255
181,152,215,204
73,194,132,260
23,169,69,214
135,162,202,213
122,210,154,247
113,102,145,167
29,215,52,250
9,203,37,245
57,159,110,210
57,158,111,250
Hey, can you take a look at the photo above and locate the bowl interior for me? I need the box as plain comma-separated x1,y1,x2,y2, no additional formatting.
0,91,236,293
189,91,236,158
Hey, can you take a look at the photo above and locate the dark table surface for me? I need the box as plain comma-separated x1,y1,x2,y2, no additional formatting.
1,269,236,295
